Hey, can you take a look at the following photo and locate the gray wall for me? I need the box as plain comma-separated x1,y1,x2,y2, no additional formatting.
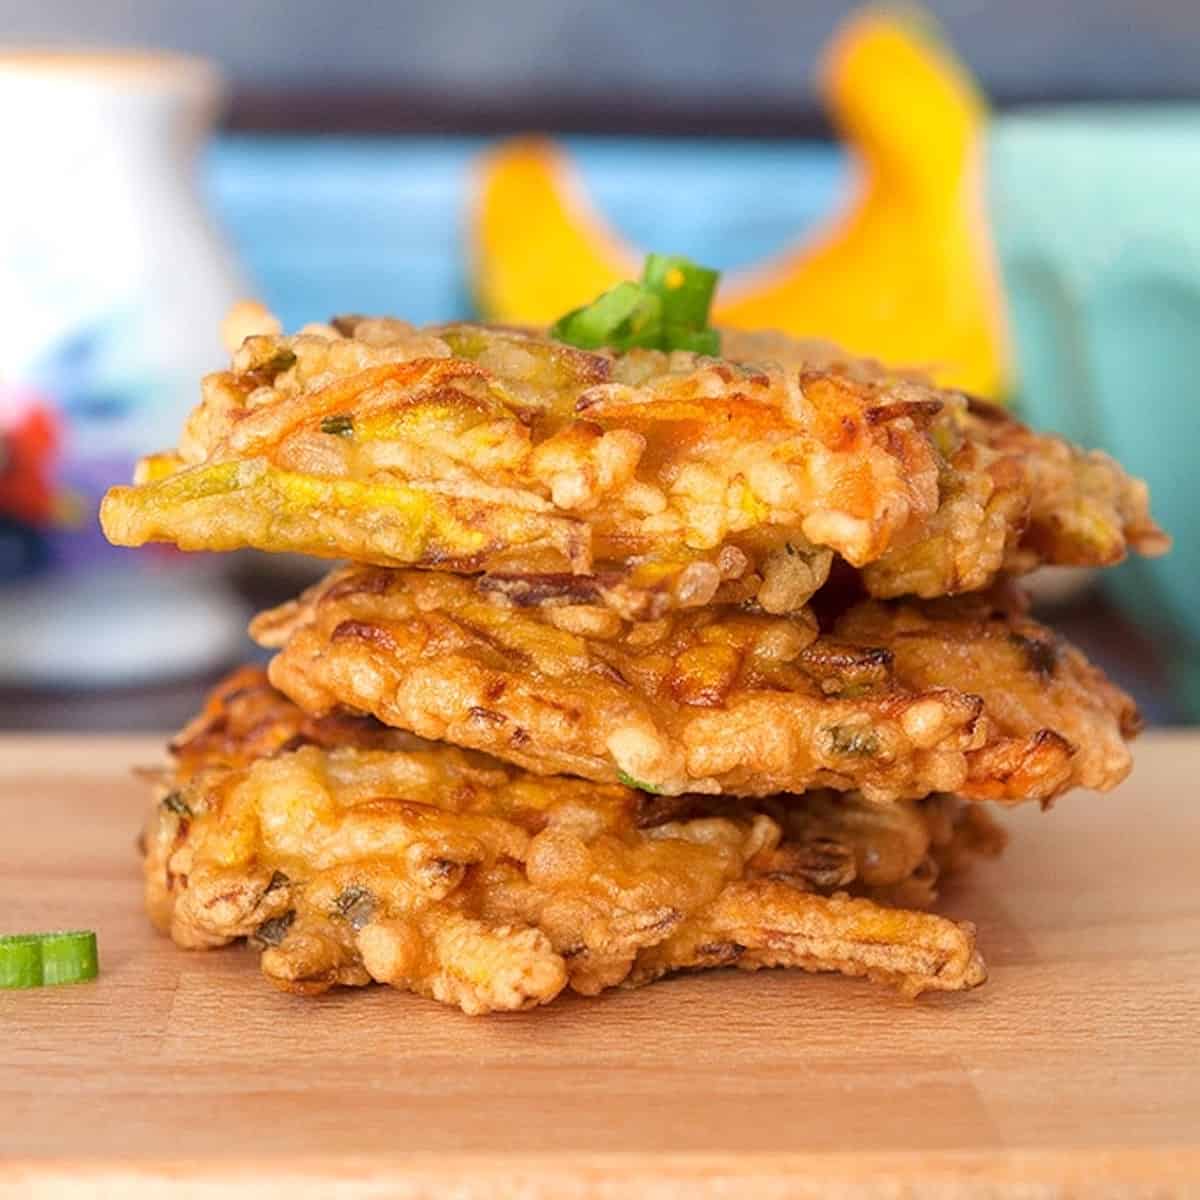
1,0,1196,128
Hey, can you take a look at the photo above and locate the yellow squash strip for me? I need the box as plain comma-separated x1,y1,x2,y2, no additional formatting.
101,459,589,569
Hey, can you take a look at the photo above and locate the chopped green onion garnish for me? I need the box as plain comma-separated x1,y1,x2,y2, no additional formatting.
616,770,668,795
825,726,882,758
663,326,721,355
320,414,355,437
551,254,721,355
641,254,720,329
551,281,663,350
162,791,192,819
265,869,290,893
0,931,98,989
254,911,295,947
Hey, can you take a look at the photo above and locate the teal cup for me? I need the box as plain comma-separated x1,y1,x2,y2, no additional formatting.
989,106,1200,718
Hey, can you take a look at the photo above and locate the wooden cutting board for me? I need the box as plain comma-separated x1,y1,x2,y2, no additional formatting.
1,733,1198,1198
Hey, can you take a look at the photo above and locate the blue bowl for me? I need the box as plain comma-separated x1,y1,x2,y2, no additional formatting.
990,107,1200,715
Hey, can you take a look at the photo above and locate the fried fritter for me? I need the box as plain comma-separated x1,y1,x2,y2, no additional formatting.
167,663,412,783
253,565,1137,803
832,594,1141,802
100,320,1165,617
724,332,1169,599
145,669,998,1012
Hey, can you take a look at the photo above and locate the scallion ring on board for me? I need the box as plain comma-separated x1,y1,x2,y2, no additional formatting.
0,930,99,989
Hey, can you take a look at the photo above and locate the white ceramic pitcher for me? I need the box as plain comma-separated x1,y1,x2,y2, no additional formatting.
0,50,249,685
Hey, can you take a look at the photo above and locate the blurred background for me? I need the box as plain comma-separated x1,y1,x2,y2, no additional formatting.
1,0,1196,730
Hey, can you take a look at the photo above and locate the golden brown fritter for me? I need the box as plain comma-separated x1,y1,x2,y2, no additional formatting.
832,593,1141,802
962,397,1168,569
724,332,1168,600
253,566,1137,803
145,670,999,1012
167,664,413,783
100,320,1165,617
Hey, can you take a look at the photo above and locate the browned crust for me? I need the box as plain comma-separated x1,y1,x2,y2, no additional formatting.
254,566,1138,803
143,670,1000,1012
100,321,1165,615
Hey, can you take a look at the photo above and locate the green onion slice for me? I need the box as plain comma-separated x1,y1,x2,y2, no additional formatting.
551,280,663,350
551,254,721,355
0,930,99,989
663,325,721,355
616,770,669,795
641,253,720,329
320,414,355,438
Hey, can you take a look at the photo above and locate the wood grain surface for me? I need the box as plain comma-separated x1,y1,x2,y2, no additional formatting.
1,733,1198,1198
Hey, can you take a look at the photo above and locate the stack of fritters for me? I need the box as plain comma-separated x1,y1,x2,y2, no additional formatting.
104,317,1166,1013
